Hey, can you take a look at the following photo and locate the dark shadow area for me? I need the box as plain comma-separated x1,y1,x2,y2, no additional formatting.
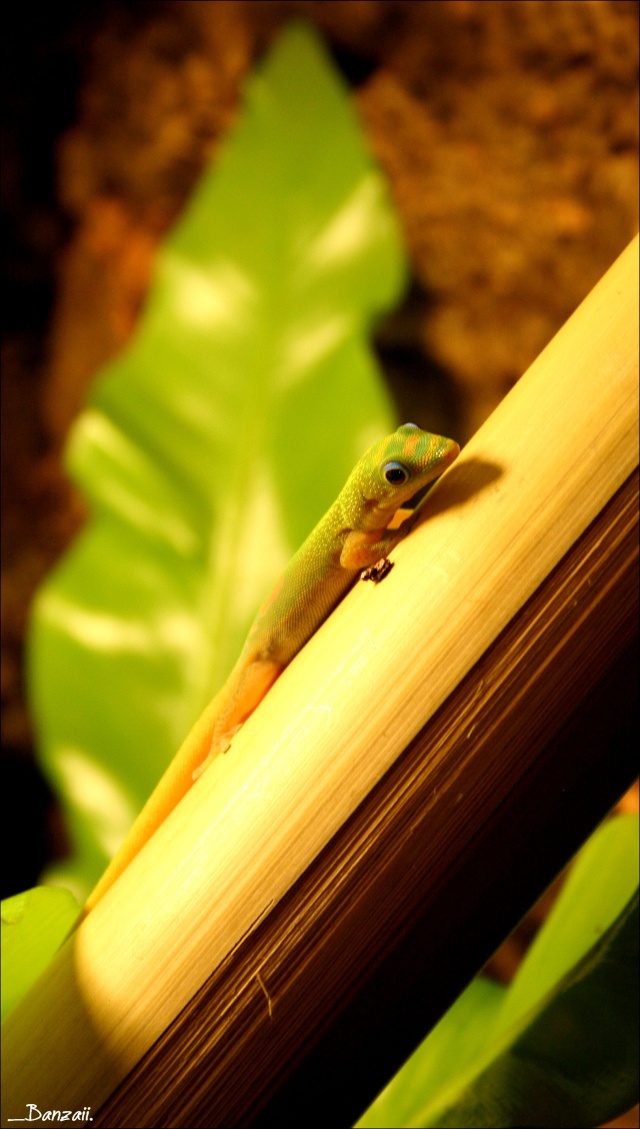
410,455,504,524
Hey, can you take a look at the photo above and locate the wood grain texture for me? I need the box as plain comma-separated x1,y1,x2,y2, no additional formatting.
100,470,639,1129
2,235,638,1128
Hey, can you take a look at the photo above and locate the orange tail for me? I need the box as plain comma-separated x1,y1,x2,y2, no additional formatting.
82,690,223,914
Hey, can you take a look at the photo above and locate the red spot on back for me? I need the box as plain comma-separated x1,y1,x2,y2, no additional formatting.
402,432,420,458
257,572,285,618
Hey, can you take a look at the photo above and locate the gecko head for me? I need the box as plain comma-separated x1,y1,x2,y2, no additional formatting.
346,423,460,528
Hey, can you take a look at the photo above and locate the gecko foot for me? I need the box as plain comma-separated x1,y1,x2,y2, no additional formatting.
192,724,243,780
361,558,394,584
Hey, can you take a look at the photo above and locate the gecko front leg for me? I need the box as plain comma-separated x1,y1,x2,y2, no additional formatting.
360,558,394,583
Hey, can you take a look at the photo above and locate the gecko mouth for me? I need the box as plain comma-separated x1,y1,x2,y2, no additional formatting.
407,443,460,508
436,440,460,471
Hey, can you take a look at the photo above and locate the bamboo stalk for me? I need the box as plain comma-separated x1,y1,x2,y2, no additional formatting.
101,470,639,1128
1,235,638,1127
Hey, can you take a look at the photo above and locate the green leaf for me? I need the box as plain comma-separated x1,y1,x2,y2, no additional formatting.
27,21,404,898
495,810,639,1033
357,814,639,1128
357,979,507,1129
1,887,80,1023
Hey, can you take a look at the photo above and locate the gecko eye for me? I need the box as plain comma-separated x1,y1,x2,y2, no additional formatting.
383,461,410,484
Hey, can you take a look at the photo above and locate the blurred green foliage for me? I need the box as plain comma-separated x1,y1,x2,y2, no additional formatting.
26,22,404,898
1,887,80,1023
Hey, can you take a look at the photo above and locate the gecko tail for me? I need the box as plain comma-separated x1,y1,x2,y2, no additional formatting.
192,725,241,779
82,658,282,916
82,689,224,914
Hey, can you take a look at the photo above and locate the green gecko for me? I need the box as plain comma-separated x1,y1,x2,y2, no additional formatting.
84,424,459,912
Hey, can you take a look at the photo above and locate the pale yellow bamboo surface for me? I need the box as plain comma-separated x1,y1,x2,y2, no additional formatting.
2,235,638,1125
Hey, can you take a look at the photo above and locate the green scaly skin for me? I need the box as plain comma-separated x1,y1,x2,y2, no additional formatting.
85,424,459,912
